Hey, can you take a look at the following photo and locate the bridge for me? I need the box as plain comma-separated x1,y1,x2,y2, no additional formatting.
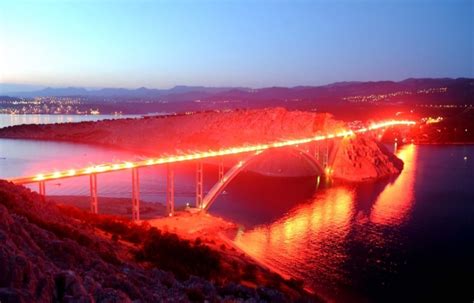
7,120,415,220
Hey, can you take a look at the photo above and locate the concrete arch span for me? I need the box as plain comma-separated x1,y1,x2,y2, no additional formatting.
202,147,324,211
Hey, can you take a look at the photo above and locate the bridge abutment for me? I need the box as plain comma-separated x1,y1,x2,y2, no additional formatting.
196,162,203,208
89,174,98,214
218,161,224,182
166,164,175,216
131,167,140,220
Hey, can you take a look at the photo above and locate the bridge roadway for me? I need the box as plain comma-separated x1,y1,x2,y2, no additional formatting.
6,120,415,220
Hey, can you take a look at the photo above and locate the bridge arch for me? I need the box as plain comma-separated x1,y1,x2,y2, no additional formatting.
202,147,324,211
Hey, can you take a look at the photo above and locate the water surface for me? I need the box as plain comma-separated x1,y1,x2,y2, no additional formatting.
0,113,139,128
214,144,474,302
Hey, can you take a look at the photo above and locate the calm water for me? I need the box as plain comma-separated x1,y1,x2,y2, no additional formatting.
213,144,474,302
1,115,473,301
0,113,139,128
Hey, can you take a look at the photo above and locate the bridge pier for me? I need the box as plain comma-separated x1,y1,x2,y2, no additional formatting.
131,168,140,221
89,174,98,214
196,162,203,208
323,138,329,168
166,164,175,216
314,142,320,162
38,181,46,198
218,161,224,182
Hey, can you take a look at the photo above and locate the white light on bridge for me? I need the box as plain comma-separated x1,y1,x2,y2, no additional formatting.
34,174,45,181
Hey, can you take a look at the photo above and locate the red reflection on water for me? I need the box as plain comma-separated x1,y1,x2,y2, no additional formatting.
370,144,418,226
232,144,418,298
233,186,354,278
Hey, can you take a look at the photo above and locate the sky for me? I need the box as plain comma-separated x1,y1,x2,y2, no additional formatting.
0,0,472,89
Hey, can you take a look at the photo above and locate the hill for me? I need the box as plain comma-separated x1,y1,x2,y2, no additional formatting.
0,180,317,302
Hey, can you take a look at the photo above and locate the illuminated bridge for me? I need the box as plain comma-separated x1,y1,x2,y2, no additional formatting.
7,120,415,220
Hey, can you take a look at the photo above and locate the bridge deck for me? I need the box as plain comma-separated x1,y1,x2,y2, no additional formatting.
7,120,415,185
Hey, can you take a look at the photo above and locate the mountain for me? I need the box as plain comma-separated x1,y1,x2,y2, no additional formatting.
2,78,473,105
4,85,246,98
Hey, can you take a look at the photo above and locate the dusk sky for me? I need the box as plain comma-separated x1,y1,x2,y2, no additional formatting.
0,0,472,89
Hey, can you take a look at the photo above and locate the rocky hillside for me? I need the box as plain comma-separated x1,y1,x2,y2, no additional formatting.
0,181,317,302
331,136,404,181
0,108,345,155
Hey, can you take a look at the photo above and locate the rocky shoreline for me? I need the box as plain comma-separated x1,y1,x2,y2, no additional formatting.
0,181,321,302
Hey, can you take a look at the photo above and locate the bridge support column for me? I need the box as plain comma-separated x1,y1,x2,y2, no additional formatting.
166,164,174,216
323,138,329,168
89,174,98,214
196,162,203,208
218,161,224,182
131,168,140,221
315,142,320,162
38,181,46,198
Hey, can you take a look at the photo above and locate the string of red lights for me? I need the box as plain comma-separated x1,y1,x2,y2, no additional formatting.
7,120,415,185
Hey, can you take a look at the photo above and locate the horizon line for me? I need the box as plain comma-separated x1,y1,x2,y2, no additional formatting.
1,76,473,93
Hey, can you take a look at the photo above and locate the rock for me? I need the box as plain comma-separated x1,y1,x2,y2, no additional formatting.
54,270,91,302
331,136,403,181
257,287,287,303
0,287,33,303
219,282,258,300
94,288,132,303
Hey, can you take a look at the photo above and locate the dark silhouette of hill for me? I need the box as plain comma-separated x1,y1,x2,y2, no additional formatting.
3,78,472,105
5,85,245,98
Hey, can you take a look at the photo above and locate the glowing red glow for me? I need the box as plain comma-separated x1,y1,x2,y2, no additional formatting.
233,187,354,272
370,144,418,226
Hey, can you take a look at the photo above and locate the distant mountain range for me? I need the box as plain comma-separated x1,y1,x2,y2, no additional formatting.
1,78,472,104
0,84,245,98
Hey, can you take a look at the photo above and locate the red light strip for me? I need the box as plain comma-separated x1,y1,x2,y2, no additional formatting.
7,120,415,184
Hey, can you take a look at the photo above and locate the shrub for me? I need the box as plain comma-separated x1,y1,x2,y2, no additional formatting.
287,277,304,289
194,237,202,246
136,228,221,280
111,234,119,242
242,264,257,282
186,287,205,302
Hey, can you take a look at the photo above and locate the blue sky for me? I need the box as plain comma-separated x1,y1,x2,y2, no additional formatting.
0,0,472,88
